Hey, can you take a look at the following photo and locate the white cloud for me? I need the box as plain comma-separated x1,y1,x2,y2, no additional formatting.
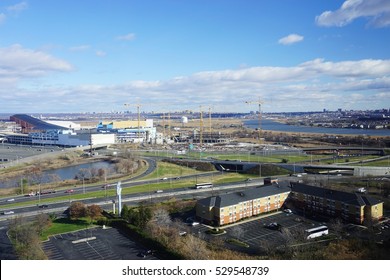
95,50,107,57
0,44,73,79
116,33,136,41
278,34,304,45
7,1,28,13
0,13,6,24
69,45,91,52
1,57,389,113
316,0,390,27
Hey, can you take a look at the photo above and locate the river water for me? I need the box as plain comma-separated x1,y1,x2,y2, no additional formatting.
244,119,390,137
1,161,114,189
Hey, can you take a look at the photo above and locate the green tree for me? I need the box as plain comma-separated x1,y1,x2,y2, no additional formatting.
125,204,152,229
121,204,130,220
137,204,152,228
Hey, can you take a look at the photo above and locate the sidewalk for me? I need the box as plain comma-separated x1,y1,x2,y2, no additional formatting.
214,210,284,230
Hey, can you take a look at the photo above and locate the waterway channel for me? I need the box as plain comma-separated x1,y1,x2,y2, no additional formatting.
0,161,114,189
244,119,390,137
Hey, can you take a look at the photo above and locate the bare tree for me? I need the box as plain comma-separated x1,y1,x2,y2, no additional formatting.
35,213,52,236
153,208,172,228
98,168,108,181
8,216,46,260
328,218,344,237
86,204,103,223
115,158,137,174
69,201,86,219
183,234,208,260
76,168,89,182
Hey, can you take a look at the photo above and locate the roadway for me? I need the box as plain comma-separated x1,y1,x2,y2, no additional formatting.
0,176,263,221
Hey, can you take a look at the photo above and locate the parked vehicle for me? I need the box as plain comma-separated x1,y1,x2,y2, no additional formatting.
266,222,282,231
305,225,329,239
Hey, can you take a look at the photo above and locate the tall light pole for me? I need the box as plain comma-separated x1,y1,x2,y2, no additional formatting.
245,97,264,144
124,103,143,143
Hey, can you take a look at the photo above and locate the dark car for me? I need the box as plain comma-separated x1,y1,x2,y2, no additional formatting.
266,222,282,231
38,204,49,208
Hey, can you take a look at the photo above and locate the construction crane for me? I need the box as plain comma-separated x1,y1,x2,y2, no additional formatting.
245,98,264,143
124,103,142,142
160,111,172,141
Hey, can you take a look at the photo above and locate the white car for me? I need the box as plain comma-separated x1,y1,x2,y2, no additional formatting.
3,210,15,215
179,231,187,236
284,209,292,214
6,198,15,202
191,221,200,226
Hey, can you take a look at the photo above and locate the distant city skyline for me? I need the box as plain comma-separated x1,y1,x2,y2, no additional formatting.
0,0,389,113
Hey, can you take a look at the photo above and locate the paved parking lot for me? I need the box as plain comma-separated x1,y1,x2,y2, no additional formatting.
229,212,315,247
190,211,324,250
42,226,158,260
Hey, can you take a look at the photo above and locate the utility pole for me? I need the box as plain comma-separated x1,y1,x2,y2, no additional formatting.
208,106,212,142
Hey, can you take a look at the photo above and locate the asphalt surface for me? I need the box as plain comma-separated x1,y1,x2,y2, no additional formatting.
0,226,17,260
188,211,325,254
42,226,158,260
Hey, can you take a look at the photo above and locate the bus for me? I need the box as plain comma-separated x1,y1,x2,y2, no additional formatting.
305,225,329,239
195,182,213,189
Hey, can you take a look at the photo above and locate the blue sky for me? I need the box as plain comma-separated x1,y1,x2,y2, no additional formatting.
0,0,389,113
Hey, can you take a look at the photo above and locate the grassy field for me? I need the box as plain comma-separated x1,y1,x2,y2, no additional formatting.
360,158,390,167
141,161,204,180
40,218,92,241
138,150,327,163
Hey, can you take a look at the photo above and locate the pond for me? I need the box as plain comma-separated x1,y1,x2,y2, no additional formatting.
0,161,115,189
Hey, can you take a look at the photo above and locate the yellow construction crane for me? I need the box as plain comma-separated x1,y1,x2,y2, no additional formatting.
245,98,264,143
124,103,142,141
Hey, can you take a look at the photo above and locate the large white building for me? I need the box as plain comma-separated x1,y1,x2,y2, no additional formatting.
6,114,115,147
97,119,156,143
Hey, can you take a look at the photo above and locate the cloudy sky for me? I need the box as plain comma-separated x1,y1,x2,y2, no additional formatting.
0,0,389,113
